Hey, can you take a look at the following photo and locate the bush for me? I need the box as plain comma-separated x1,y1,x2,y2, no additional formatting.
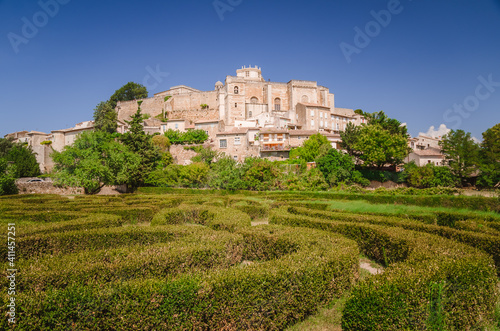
178,162,209,187
165,129,208,145
358,169,405,183
405,162,458,188
0,159,17,195
242,158,281,191
269,207,498,330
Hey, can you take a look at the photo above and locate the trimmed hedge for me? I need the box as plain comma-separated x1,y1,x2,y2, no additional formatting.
270,207,499,330
285,206,500,273
1,225,359,330
151,204,252,232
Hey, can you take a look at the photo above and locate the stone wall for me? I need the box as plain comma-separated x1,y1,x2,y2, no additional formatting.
170,144,204,165
16,179,84,195
117,96,164,122
166,109,219,122
16,179,127,195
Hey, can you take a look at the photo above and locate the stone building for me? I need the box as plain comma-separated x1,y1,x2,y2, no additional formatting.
115,66,361,161
6,66,367,170
116,66,358,133
407,134,446,166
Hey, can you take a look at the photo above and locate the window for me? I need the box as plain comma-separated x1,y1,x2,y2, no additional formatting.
310,110,314,116
234,155,238,160
311,119,314,127
249,111,252,117
320,112,323,118
274,98,281,111
234,136,241,145
250,97,258,103
175,123,178,129
205,130,209,136
234,86,239,94
220,139,227,148
320,120,324,127
235,103,237,108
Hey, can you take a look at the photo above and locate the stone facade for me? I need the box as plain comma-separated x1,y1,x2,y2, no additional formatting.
5,66,369,172
407,134,446,166
215,128,260,162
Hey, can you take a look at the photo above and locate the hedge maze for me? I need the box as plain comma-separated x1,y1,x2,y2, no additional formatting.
1,191,499,330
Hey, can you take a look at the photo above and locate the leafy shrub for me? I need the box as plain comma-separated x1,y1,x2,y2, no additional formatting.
0,158,18,195
164,129,208,145
270,207,498,330
405,162,458,188
178,162,209,187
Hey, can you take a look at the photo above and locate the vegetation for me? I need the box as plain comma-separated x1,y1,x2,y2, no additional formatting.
93,101,117,133
341,111,411,169
119,101,161,190
478,123,500,188
164,129,208,145
0,190,498,329
51,131,141,194
0,158,18,195
439,129,480,186
404,161,457,188
289,133,331,162
93,82,148,134
0,138,40,195
109,82,148,109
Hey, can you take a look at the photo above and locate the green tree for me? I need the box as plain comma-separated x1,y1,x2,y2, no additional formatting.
208,156,245,190
355,124,410,169
109,82,148,109
51,131,141,194
405,162,458,188
340,122,362,158
145,165,181,187
119,101,161,189
316,148,356,185
341,111,410,169
358,110,409,136
5,144,41,178
290,133,331,162
191,146,223,165
0,159,18,195
242,158,281,191
0,138,14,156
179,162,210,187
439,129,480,186
93,101,118,133
0,139,40,177
478,123,500,187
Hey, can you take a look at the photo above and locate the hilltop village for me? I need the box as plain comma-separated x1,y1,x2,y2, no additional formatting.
4,66,444,173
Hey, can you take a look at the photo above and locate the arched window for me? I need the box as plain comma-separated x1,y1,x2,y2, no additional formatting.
234,86,239,94
274,98,281,111
301,95,309,103
250,97,258,103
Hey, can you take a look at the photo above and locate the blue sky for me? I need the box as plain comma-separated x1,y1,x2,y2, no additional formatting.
1,0,499,140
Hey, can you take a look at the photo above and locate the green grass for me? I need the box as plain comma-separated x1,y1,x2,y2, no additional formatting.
302,199,500,222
